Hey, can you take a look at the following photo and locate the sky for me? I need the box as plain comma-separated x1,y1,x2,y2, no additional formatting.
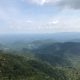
0,0,80,34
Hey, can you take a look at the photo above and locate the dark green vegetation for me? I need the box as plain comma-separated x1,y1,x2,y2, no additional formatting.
0,52,68,80
0,41,80,80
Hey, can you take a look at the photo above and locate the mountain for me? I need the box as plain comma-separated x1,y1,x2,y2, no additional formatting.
30,42,80,68
1,39,80,68
1,33,80,80
0,52,68,80
1,32,80,44
0,39,80,79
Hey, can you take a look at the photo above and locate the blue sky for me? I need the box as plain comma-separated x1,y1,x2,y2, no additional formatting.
0,0,80,34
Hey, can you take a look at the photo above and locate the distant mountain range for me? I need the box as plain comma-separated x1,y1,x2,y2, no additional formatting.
0,32,80,44
0,33,80,79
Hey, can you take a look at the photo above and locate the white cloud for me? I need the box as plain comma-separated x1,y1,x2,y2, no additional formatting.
46,14,80,32
25,0,61,5
49,20,59,25
0,0,80,34
0,4,34,33
0,6,80,33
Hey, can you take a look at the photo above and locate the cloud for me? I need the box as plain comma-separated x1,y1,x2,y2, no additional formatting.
49,20,59,25
0,1,34,33
1,5,80,33
0,0,80,34
25,0,60,5
46,13,80,32
58,0,80,9
25,0,80,9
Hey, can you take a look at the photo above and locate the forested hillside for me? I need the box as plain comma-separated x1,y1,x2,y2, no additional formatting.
0,42,80,80
0,52,68,80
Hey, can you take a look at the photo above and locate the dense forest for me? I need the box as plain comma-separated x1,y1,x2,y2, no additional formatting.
0,41,80,80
